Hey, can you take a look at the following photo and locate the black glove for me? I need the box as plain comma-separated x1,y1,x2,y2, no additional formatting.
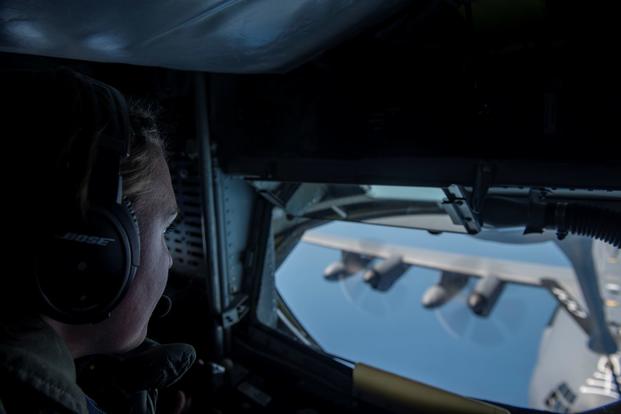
76,338,196,414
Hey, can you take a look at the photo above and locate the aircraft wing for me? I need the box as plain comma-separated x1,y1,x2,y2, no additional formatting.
303,231,593,333
302,231,577,289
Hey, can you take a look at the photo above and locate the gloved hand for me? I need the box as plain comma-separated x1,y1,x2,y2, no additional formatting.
76,338,196,414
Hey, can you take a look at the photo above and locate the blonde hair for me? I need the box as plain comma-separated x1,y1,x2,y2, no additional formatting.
71,98,166,213
121,99,167,202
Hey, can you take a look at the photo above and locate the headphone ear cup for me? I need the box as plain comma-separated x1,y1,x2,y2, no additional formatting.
36,203,140,324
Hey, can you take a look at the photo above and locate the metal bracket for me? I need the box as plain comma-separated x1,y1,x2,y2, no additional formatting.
441,185,481,234
221,295,250,328
441,164,494,234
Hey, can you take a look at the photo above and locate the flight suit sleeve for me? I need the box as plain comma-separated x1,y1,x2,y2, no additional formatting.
75,338,196,414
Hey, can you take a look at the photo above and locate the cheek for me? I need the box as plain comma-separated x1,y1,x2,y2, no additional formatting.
139,226,170,290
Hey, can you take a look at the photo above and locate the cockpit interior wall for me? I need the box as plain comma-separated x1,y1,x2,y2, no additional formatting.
0,0,408,73
206,2,621,190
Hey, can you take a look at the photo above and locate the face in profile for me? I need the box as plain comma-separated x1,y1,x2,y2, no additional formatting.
103,150,178,353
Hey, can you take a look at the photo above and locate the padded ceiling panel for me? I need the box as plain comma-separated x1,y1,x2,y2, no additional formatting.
0,0,407,73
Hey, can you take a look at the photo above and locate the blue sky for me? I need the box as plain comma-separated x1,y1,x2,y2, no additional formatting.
276,220,571,408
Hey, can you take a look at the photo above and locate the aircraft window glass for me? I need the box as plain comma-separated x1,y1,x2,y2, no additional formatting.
266,214,621,412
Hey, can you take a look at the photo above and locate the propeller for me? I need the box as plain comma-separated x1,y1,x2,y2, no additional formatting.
435,279,527,347
337,264,409,318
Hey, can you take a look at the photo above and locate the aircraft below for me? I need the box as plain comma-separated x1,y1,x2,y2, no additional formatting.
303,230,621,412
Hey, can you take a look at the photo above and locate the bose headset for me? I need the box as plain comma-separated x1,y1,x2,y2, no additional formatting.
33,69,141,324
